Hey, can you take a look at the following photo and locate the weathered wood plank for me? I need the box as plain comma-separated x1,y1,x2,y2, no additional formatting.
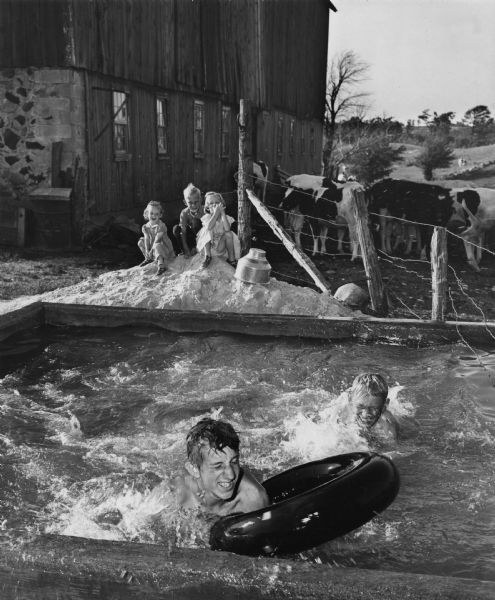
40,302,495,347
352,188,387,316
1,301,494,348
0,534,493,600
238,99,253,256
246,189,332,293
431,226,448,321
0,302,44,342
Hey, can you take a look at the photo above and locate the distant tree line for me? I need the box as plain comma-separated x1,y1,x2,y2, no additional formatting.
324,50,495,183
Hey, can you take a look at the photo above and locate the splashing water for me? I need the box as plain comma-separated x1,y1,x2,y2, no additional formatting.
1,327,494,581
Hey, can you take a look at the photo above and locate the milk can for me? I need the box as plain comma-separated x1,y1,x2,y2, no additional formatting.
234,248,271,284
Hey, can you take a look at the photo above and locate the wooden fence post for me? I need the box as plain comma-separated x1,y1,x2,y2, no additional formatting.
431,226,448,321
352,188,387,316
246,190,331,293
237,99,253,257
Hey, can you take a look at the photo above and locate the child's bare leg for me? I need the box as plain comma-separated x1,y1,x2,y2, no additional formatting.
154,244,168,274
154,243,166,266
223,231,235,261
215,233,235,262
201,242,212,268
138,238,154,266
203,241,212,258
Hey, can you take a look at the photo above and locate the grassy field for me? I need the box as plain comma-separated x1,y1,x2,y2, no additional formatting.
390,143,495,187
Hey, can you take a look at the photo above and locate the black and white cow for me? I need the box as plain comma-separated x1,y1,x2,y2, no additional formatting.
281,174,365,260
454,187,495,270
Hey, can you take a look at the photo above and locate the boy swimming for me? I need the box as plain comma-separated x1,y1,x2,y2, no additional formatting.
173,418,269,517
344,373,399,440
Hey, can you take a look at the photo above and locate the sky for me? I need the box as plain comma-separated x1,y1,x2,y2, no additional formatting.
328,0,495,124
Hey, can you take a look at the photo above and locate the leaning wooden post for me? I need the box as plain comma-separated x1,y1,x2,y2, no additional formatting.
431,226,448,321
237,99,253,257
352,188,387,316
246,190,331,293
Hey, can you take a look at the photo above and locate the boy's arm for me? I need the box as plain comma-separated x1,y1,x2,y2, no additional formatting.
179,210,192,254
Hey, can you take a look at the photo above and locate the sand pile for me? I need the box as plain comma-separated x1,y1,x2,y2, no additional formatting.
21,254,354,318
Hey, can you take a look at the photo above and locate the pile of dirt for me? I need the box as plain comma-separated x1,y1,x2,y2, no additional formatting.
1,253,356,318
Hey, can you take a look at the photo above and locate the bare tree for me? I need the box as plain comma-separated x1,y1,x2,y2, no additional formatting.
323,50,371,177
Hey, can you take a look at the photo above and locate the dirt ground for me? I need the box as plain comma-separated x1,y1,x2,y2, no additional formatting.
2,142,494,320
1,234,495,323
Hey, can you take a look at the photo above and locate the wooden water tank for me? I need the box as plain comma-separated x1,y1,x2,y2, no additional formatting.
0,194,25,247
26,187,72,248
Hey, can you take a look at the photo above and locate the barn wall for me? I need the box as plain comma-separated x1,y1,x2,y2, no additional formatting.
85,73,243,227
0,0,330,120
84,73,322,229
0,0,72,68
0,0,329,236
0,67,85,190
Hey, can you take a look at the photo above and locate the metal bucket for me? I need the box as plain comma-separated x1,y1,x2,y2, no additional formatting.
235,248,271,284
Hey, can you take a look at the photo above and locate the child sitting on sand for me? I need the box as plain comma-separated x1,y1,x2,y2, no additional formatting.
196,192,240,269
138,200,175,275
340,373,399,440
172,183,204,258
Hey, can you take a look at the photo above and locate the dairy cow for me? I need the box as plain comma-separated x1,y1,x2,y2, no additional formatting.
368,179,466,258
455,187,495,270
281,175,365,260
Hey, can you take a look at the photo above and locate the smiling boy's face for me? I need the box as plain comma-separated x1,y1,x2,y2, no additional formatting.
185,193,201,212
196,445,240,502
353,393,386,428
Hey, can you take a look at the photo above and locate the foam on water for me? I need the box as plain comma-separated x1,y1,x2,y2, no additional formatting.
1,331,494,580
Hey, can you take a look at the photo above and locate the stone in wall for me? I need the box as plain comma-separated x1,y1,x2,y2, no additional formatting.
0,68,86,193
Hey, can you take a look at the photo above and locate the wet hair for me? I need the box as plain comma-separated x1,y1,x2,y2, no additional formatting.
186,418,240,467
350,373,388,404
183,183,202,204
143,200,163,220
204,191,225,213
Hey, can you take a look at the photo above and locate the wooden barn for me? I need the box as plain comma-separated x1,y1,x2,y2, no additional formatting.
0,0,336,245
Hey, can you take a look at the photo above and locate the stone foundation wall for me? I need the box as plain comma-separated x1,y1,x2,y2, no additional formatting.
0,67,86,195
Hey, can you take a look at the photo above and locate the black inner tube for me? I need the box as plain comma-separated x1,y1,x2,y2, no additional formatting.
210,452,400,556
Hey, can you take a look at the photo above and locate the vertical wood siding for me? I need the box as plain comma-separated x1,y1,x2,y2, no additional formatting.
1,0,329,119
0,0,70,67
2,0,329,224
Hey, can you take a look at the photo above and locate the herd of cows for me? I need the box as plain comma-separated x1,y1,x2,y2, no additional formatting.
252,168,495,272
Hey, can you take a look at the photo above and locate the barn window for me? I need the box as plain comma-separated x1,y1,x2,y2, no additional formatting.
289,119,295,155
112,91,130,160
156,96,169,157
221,105,231,157
309,126,315,156
193,100,205,157
301,129,306,155
276,115,284,156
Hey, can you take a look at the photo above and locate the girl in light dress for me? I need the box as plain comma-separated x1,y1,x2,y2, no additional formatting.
138,201,175,275
196,192,240,269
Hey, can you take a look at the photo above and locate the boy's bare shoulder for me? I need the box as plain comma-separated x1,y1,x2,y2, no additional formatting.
377,409,399,440
238,469,270,510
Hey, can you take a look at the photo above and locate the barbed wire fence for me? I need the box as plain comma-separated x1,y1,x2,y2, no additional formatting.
228,172,495,377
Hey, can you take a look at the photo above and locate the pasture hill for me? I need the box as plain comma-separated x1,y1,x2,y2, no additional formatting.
1,144,495,323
